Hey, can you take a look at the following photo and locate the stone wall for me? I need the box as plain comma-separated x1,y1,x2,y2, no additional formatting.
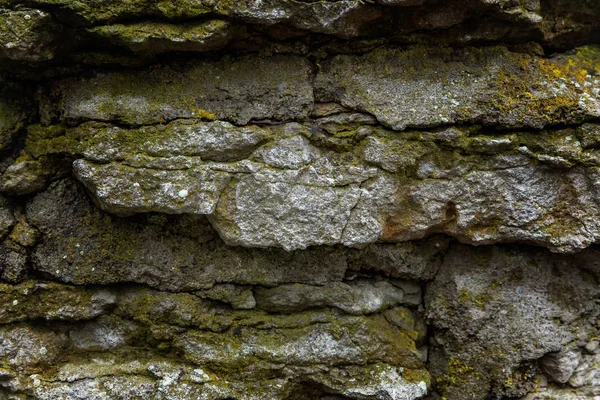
0,1,599,399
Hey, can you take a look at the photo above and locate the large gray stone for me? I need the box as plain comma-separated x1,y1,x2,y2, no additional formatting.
44,54,314,126
425,244,600,400
315,45,600,130
63,119,600,253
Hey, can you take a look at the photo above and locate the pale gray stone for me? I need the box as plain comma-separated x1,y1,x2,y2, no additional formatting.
74,160,232,216
255,279,420,315
540,348,582,384
69,316,142,351
211,173,364,250
569,352,600,388
315,46,600,130
66,121,600,253
426,244,600,399
0,325,67,369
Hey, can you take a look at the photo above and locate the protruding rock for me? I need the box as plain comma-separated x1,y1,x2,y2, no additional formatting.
90,20,235,54
24,115,595,252
540,348,582,384
74,159,232,216
0,160,49,195
0,9,59,62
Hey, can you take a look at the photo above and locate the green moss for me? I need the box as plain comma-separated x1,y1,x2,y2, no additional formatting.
24,124,82,159
436,356,481,391
492,45,600,126
90,20,231,53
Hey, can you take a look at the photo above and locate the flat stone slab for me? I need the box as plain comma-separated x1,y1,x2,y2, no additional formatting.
44,55,314,126
315,46,600,130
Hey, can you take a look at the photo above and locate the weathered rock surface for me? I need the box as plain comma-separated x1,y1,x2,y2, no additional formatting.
0,9,59,62
89,20,235,54
25,179,447,289
42,55,313,126
540,348,582,384
26,180,348,290
0,279,429,400
32,117,600,253
426,244,600,399
0,1,599,399
255,279,421,315
315,45,600,130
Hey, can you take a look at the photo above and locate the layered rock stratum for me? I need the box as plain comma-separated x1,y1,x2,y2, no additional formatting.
0,1,599,399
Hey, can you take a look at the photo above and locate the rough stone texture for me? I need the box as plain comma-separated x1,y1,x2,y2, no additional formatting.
0,279,429,399
26,180,349,290
89,20,235,54
315,46,600,130
42,55,314,126
426,244,600,399
0,1,599,399
540,348,582,384
255,279,421,315
39,118,600,253
0,9,59,62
